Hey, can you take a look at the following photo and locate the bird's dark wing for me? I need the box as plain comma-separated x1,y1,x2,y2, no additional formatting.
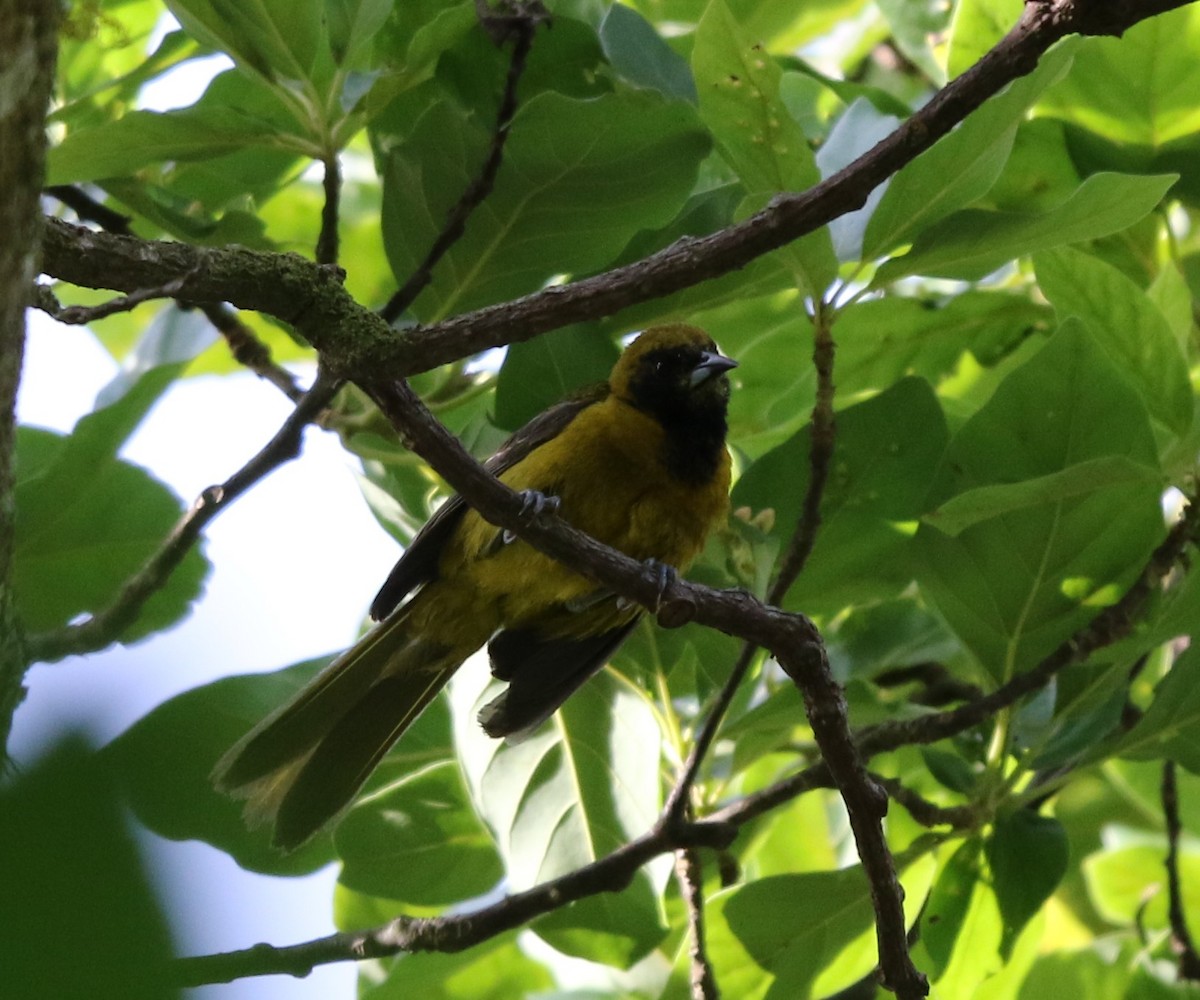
369,381,610,621
478,615,641,740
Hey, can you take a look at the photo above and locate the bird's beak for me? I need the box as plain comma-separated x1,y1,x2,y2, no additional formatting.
689,350,738,388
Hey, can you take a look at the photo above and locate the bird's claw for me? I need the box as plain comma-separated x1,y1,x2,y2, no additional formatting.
617,559,676,612
502,489,561,544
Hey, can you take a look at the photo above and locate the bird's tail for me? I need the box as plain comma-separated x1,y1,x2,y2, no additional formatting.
212,605,465,851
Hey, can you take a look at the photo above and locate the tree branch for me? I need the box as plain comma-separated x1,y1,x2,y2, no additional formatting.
0,0,58,757
675,847,719,1000
1162,760,1200,980
316,154,341,267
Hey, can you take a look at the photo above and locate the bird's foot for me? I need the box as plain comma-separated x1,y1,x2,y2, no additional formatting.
617,559,676,613
502,489,562,544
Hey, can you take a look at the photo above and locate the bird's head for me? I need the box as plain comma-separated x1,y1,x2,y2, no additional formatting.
610,324,737,423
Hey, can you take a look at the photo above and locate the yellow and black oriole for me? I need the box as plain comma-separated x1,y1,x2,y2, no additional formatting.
214,324,736,850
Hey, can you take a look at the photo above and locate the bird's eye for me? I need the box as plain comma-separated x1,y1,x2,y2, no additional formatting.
653,359,666,375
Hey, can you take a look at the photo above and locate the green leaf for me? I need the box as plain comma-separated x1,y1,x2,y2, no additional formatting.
875,0,950,82
947,0,1021,78
827,596,962,680
14,379,210,643
862,46,1072,260
707,855,934,999
493,326,619,431
1033,245,1192,435
1083,839,1200,930
2,740,177,1000
914,321,1164,683
600,3,697,102
103,660,339,874
362,933,554,999
921,840,985,977
924,456,1161,537
1118,646,1200,773
165,0,324,86
1017,945,1137,1000
1036,6,1200,205
986,810,1069,957
450,666,667,968
816,97,900,262
382,90,710,321
48,67,310,185
691,0,836,294
733,377,949,616
875,172,1177,283
336,761,503,906
326,0,393,67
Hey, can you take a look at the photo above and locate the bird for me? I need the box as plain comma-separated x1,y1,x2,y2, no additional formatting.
212,324,737,851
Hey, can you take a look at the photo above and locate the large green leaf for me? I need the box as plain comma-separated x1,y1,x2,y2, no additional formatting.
1033,246,1192,435
733,376,949,616
336,760,503,905
914,321,1164,683
104,659,338,874
2,741,177,1000
382,89,710,321
874,172,1177,284
14,365,210,644
165,0,324,87
691,0,836,295
861,46,1072,260
450,663,667,968
493,325,619,432
1083,839,1200,931
104,656,455,875
1036,5,1200,205
362,933,554,999
700,855,934,999
985,809,1069,957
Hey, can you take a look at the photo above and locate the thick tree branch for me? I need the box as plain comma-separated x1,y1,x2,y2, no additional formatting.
0,0,57,756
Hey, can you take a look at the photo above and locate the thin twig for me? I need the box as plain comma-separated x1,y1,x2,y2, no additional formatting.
1162,761,1200,980
379,0,547,324
873,775,975,830
316,154,341,267
25,372,340,663
34,272,193,324
675,848,719,1000
198,303,304,402
44,185,304,401
174,816,736,987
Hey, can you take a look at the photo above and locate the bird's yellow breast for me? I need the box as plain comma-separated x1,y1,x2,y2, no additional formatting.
436,395,730,629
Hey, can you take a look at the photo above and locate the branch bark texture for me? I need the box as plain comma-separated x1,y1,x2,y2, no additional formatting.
0,0,57,756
